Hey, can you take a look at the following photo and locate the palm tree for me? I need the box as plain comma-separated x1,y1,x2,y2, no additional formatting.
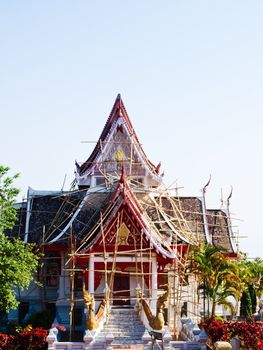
208,256,241,318
188,243,241,318
188,243,220,317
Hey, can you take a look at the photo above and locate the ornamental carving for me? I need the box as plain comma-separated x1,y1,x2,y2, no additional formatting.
118,222,130,245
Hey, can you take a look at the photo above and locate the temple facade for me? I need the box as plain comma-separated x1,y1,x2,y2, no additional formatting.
7,95,238,337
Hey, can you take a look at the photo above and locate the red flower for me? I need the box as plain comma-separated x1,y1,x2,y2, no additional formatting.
51,323,66,332
0,333,9,349
202,318,263,349
202,318,228,343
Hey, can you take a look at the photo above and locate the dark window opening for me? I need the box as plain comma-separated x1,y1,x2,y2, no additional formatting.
45,253,61,287
158,272,168,287
73,308,83,327
45,302,56,322
74,272,83,292
181,302,188,317
19,302,29,323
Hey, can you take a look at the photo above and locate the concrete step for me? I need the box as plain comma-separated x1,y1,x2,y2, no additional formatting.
109,318,142,321
99,329,145,334
102,326,145,331
97,336,144,339
98,332,144,336
108,319,142,323
92,307,145,347
107,322,142,325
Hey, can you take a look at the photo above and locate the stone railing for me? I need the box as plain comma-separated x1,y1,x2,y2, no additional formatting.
47,303,110,350
47,328,115,350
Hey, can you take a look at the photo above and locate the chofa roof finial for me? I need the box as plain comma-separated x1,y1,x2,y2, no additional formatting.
202,174,212,195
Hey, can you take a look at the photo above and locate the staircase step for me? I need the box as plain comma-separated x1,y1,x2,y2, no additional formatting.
92,307,145,348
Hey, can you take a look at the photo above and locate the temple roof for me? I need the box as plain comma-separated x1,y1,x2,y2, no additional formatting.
207,209,237,253
76,94,161,180
6,96,238,255
7,183,237,254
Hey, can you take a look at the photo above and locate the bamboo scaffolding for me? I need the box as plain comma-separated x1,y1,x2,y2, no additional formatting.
101,213,108,302
40,226,46,310
140,228,144,295
69,225,75,342
108,211,121,305
134,234,139,293
36,146,240,340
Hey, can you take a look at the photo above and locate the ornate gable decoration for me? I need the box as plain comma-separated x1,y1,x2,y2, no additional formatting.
79,170,176,259
118,222,129,245
75,94,162,189
99,207,148,248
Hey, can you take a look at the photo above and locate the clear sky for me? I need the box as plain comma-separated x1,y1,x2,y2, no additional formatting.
1,1,262,258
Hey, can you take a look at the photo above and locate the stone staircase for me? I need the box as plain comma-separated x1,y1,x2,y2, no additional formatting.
92,307,146,349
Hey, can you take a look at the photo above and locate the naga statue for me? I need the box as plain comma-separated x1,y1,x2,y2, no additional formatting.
139,284,169,331
83,287,106,330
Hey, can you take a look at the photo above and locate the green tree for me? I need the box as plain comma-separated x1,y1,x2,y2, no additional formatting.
0,166,40,312
0,233,40,311
209,256,241,317
0,165,19,233
238,255,263,318
189,243,241,318
247,257,263,296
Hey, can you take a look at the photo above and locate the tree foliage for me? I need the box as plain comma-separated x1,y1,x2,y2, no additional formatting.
0,166,19,233
0,166,40,312
238,255,263,318
189,244,263,319
0,233,40,311
188,243,241,318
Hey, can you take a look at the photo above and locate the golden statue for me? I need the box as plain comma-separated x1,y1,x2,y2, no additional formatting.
115,148,125,164
139,284,169,331
83,287,106,330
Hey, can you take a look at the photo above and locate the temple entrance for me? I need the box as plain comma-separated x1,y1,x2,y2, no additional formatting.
113,273,130,305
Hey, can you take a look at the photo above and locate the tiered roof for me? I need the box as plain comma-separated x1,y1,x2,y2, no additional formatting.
7,95,237,255
9,187,237,254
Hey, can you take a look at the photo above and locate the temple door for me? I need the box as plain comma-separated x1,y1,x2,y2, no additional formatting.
113,273,130,305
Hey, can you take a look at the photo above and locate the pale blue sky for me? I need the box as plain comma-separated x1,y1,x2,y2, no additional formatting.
1,1,263,258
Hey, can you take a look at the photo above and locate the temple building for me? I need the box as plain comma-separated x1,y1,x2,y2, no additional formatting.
7,95,238,338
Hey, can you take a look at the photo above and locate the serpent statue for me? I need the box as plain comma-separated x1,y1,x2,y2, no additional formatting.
139,284,169,331
83,287,106,330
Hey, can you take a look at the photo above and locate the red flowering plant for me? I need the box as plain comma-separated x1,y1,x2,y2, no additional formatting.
201,317,263,349
12,327,48,350
228,321,263,350
0,324,48,350
201,318,229,343
0,333,10,350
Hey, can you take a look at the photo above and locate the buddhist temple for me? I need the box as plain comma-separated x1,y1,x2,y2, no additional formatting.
6,95,238,343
